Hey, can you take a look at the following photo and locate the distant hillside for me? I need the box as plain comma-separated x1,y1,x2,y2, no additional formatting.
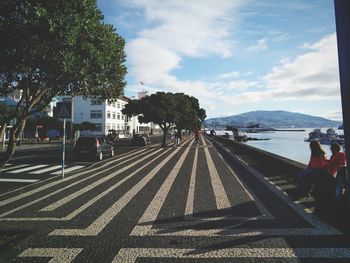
204,110,341,128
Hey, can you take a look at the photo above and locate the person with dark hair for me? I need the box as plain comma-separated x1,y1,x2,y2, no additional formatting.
308,140,328,169
327,143,347,200
328,142,346,178
297,140,328,195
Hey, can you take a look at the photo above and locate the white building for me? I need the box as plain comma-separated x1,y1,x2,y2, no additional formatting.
57,96,130,137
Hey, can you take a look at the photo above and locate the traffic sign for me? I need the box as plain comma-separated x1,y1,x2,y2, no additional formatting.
55,102,71,118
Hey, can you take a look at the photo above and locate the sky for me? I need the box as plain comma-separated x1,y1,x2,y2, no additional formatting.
96,0,343,121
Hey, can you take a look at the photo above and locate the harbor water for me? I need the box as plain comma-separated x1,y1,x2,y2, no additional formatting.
243,128,343,165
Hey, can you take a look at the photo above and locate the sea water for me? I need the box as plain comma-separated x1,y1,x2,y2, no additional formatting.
243,128,343,165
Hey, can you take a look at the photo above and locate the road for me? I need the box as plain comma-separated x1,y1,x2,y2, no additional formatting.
0,135,349,262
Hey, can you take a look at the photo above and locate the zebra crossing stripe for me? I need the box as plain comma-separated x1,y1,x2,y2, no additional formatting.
0,178,39,183
201,135,231,209
50,165,84,175
0,148,157,218
18,248,83,263
184,144,198,218
131,140,194,236
29,165,63,174
112,248,350,262
50,144,183,236
2,164,30,171
7,165,48,174
0,148,150,208
0,149,172,221
41,148,164,211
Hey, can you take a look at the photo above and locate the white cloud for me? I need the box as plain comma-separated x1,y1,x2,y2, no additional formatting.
123,0,248,82
217,71,240,80
264,34,340,100
247,38,268,51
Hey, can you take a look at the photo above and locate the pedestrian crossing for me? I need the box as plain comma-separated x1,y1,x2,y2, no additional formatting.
0,136,348,262
1,163,86,177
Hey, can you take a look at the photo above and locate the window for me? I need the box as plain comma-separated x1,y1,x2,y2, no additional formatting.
62,97,71,102
112,102,116,107
117,102,121,108
106,124,111,131
93,123,102,132
117,113,121,120
112,112,116,119
121,115,125,120
112,124,115,130
107,111,111,119
91,98,102,105
117,124,120,130
90,110,102,118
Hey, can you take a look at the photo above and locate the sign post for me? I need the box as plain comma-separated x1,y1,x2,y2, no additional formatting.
62,118,66,179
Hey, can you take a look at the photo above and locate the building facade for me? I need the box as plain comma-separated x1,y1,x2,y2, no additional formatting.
56,96,130,137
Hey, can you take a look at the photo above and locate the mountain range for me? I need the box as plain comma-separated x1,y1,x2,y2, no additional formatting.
204,110,342,128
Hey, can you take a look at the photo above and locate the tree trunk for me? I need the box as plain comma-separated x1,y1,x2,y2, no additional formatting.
161,127,169,147
0,121,7,143
0,118,27,171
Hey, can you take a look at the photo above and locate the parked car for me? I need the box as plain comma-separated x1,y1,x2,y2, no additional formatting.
73,136,114,161
132,134,151,146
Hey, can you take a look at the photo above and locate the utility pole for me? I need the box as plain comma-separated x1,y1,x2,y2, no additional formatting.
334,0,350,177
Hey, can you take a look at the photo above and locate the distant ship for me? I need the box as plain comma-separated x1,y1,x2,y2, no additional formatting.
305,128,344,145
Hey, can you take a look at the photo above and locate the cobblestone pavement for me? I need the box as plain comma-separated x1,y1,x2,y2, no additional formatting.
0,135,349,262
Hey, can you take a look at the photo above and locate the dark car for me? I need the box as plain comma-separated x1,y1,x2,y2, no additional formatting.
132,134,151,146
73,136,114,161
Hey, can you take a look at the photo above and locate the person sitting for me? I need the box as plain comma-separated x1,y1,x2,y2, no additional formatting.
297,140,328,195
327,143,347,200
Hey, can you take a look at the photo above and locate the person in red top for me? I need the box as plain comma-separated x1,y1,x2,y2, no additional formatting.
194,128,200,144
327,142,346,177
298,140,327,194
308,141,328,169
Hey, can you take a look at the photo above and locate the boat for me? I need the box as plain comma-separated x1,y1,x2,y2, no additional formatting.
305,128,344,145
233,130,248,141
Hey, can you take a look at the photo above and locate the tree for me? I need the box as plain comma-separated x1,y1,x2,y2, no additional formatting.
122,92,206,147
0,103,15,143
0,0,127,169
173,93,206,138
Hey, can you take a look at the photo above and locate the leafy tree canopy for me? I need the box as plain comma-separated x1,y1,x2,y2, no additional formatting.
0,0,127,167
122,92,206,146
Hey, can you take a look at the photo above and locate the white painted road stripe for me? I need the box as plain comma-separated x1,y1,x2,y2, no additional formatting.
0,148,149,208
184,144,198,218
50,146,182,236
0,149,171,221
50,165,85,175
112,248,350,263
131,140,194,236
2,164,30,171
201,135,231,209
41,148,162,211
19,248,83,263
0,178,39,183
29,165,63,174
7,164,48,174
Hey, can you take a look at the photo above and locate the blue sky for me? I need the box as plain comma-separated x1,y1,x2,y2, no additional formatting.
97,0,342,121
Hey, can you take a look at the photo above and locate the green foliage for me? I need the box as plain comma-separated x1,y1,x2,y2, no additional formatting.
75,121,95,131
0,0,127,165
122,92,206,146
0,0,126,110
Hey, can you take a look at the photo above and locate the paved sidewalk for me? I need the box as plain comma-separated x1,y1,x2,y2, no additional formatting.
0,135,349,262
